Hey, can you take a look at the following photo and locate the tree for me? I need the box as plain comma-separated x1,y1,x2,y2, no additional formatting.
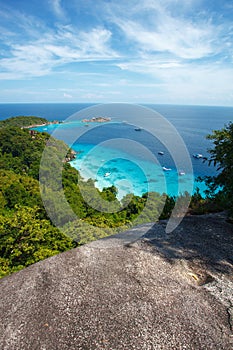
0,170,44,212
205,122,233,214
0,116,48,128
0,206,75,278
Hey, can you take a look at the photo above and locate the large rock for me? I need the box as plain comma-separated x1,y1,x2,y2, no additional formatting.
0,214,233,349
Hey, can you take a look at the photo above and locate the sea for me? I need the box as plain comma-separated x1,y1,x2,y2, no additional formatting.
0,103,232,199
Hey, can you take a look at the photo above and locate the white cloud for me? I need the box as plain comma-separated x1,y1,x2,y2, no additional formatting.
63,92,73,98
111,4,221,60
0,0,233,105
50,0,66,20
82,92,105,100
117,59,182,71
116,58,233,105
0,24,118,79
101,0,233,105
125,21,214,59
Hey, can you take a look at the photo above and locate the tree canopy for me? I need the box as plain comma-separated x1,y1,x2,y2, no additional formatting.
0,116,48,128
204,122,233,215
0,116,176,278
5,116,232,278
0,206,74,278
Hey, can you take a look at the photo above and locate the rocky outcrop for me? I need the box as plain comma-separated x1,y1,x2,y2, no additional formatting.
0,213,232,349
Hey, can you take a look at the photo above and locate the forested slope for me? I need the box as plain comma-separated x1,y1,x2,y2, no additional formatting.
0,116,174,278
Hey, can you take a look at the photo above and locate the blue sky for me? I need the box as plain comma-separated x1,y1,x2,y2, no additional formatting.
0,0,233,105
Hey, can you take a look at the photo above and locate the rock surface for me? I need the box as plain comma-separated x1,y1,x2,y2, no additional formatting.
0,213,233,349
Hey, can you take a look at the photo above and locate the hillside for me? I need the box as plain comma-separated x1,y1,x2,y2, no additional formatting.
0,212,232,349
0,116,177,278
0,115,48,128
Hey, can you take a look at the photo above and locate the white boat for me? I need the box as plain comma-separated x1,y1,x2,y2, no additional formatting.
158,151,164,155
179,171,186,176
193,153,203,159
162,166,171,171
104,172,111,177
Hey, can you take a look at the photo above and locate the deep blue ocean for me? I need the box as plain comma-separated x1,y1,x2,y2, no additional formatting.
1,103,232,198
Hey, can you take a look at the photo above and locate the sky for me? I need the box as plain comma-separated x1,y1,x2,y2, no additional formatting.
0,0,233,106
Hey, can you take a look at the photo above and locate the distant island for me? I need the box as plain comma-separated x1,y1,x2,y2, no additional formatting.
0,116,48,128
0,115,61,129
82,116,111,123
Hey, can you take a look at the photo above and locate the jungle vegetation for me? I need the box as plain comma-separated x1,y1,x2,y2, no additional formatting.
0,116,231,278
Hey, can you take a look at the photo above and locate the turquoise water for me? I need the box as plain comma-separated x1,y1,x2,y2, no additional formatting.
1,103,232,199
34,120,201,198
69,142,205,199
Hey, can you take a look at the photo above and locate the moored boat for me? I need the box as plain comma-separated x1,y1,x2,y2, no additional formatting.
104,172,111,177
193,153,203,159
162,166,171,171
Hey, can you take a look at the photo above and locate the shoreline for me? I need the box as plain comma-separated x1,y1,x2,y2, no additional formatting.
23,120,61,129
69,144,207,200
30,121,210,200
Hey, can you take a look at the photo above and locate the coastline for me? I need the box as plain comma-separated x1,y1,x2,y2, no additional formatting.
30,120,209,199
69,143,207,199
22,120,61,129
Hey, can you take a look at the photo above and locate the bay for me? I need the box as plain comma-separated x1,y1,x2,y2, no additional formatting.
1,103,232,198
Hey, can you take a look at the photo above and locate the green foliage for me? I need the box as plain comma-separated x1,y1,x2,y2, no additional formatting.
0,170,43,210
158,194,176,220
62,220,114,245
0,116,48,128
0,206,75,278
0,126,48,178
205,122,233,214
0,125,71,180
0,122,79,278
0,116,190,279
1,115,232,280
100,186,118,201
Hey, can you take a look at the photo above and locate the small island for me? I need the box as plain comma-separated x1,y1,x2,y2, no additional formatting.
82,116,111,123
0,116,48,128
0,115,61,129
